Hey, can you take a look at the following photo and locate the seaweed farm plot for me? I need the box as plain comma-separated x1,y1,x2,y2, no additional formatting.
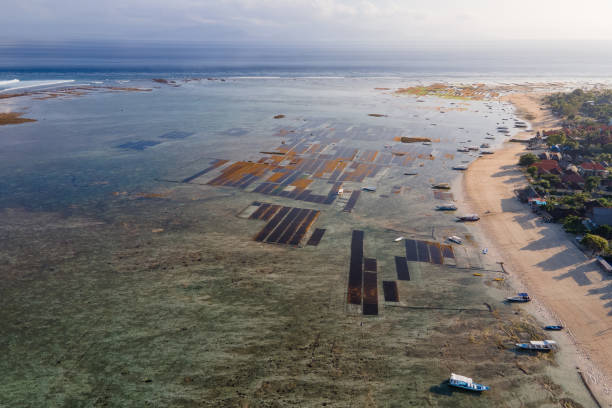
346,230,379,316
252,204,320,246
405,239,455,265
433,190,454,201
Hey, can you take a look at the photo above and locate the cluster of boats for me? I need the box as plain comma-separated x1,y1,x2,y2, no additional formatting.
448,291,562,392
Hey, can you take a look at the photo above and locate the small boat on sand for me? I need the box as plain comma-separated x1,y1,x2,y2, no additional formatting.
362,186,377,192
457,214,479,221
432,183,451,189
436,204,457,211
448,235,462,244
481,150,494,155
544,325,564,331
468,146,479,151
452,165,468,170
507,292,530,302
457,147,470,152
449,373,490,392
480,143,490,148
516,340,558,351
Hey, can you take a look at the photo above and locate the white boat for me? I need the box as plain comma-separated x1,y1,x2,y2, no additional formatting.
452,165,468,170
507,292,530,302
481,150,494,155
448,235,462,244
480,143,490,148
449,373,490,392
362,186,377,192
457,147,470,153
516,340,558,351
468,146,479,151
394,236,404,242
436,204,457,211
422,141,432,145
485,136,495,139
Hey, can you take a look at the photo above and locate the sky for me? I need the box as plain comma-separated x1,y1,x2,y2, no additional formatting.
2,0,612,44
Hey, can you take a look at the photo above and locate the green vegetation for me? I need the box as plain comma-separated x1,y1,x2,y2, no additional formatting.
545,132,566,146
519,153,539,166
562,215,587,234
546,88,612,123
527,166,537,178
581,233,609,254
584,176,601,192
593,224,612,239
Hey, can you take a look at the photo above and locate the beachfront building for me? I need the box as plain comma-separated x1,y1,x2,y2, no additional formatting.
561,173,585,189
533,159,562,175
587,207,612,227
578,162,609,178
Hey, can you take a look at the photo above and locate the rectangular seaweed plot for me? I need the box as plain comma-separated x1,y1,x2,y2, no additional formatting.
363,272,378,315
266,207,301,243
382,281,399,302
277,208,310,245
306,228,326,246
405,239,418,262
249,203,270,220
343,190,361,213
254,206,290,242
261,205,282,221
441,244,455,259
288,210,320,246
428,242,444,265
347,230,364,305
364,258,377,272
395,256,410,281
416,240,430,263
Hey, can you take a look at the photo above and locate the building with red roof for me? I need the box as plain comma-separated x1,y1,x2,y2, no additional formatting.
533,160,561,175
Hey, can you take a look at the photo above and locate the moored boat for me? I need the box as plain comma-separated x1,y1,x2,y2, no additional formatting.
452,165,468,170
448,235,462,244
507,292,530,302
516,340,558,351
457,214,479,221
432,183,451,189
544,325,564,331
436,204,457,211
449,373,490,392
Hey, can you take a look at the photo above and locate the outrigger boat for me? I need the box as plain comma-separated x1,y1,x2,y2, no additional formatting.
457,214,480,221
507,292,530,302
457,147,470,152
516,340,558,351
432,183,451,189
449,373,490,392
448,235,462,244
544,325,564,331
436,204,457,211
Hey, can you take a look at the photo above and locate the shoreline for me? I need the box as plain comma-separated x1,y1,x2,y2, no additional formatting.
459,91,612,405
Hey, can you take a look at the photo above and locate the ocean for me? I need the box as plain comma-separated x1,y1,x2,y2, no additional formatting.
0,41,602,407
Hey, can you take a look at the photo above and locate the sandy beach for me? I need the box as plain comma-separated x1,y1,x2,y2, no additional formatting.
461,91,612,405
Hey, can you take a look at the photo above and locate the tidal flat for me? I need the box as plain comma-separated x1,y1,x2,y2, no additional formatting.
0,78,597,407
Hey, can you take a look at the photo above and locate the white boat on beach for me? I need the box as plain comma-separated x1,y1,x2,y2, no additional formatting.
516,340,558,351
452,165,468,170
457,147,470,152
449,373,490,392
448,235,462,244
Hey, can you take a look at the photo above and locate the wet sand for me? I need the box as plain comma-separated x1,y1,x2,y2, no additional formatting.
460,92,612,405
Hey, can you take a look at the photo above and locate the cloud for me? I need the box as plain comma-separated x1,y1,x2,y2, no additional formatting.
1,0,612,42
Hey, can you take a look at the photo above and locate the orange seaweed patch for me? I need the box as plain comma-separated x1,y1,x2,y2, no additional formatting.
267,171,288,183
291,178,313,190
444,153,455,160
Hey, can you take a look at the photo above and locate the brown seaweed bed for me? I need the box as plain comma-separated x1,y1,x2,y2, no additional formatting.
0,112,36,126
